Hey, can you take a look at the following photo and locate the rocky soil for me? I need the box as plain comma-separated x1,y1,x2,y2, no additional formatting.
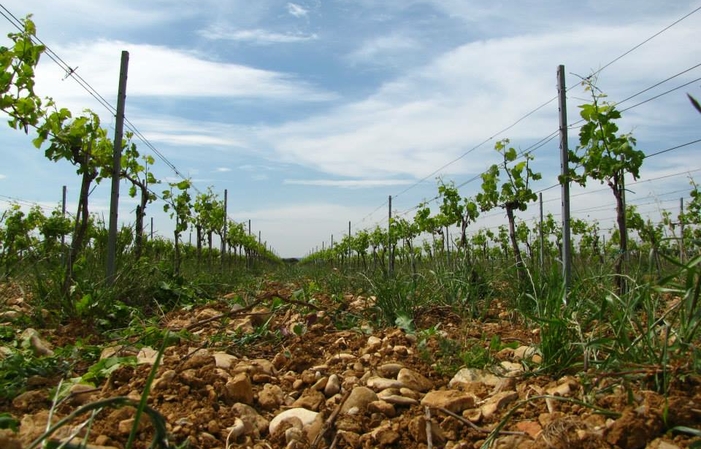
0,282,700,449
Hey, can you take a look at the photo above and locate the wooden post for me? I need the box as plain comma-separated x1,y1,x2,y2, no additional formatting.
680,197,685,263
61,185,67,247
388,195,394,275
620,154,628,263
348,221,352,265
221,189,227,267
539,192,544,271
558,64,572,298
61,185,67,266
107,50,129,284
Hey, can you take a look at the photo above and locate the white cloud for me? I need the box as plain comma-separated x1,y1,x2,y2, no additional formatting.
32,40,334,114
0,174,6,180
215,167,232,172
238,164,280,172
287,3,309,18
143,133,244,148
238,164,257,171
259,20,699,183
118,115,258,166
198,26,317,44
346,34,421,66
284,179,414,188
0,0,270,36
1,0,186,32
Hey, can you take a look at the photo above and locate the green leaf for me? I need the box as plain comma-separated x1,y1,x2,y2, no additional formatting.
81,356,137,384
76,294,92,316
0,413,19,432
395,314,414,334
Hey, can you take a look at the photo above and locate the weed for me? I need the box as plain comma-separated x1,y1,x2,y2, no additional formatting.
417,326,497,375
0,349,68,401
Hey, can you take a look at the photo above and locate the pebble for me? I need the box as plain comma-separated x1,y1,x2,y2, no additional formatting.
377,363,404,378
0,310,20,321
408,416,446,444
292,389,325,411
20,328,54,356
449,368,501,389
497,361,524,377
312,376,328,391
285,427,304,444
421,390,477,413
367,400,396,417
342,375,359,391
324,374,341,396
370,424,401,445
231,403,269,437
367,376,404,391
397,368,433,392
269,408,318,435
377,392,419,406
393,345,409,355
225,373,254,405
481,391,519,419
258,384,285,410
329,353,356,364
366,336,382,352
399,387,420,399
341,386,378,414
136,347,158,365
12,390,47,411
231,359,274,376
213,352,238,369
301,371,316,384
68,384,97,406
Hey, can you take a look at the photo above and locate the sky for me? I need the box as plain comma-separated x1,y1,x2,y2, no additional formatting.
0,0,700,258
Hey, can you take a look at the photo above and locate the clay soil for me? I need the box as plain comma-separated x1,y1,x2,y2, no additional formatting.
1,281,700,449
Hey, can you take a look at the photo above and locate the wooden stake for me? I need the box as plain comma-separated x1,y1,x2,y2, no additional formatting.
558,64,572,298
106,50,130,284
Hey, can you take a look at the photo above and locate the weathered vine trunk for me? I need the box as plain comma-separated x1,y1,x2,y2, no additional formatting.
134,182,149,259
62,150,97,298
207,230,213,267
505,205,525,280
134,204,144,258
405,238,417,280
196,225,203,265
612,174,627,295
173,230,180,275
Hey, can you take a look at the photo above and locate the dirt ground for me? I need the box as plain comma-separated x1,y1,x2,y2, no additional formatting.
1,281,700,449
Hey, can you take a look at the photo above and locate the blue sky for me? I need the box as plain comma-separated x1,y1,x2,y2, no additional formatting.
1,0,700,258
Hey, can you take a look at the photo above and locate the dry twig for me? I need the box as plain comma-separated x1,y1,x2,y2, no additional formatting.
436,407,526,436
425,406,434,449
311,388,352,449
